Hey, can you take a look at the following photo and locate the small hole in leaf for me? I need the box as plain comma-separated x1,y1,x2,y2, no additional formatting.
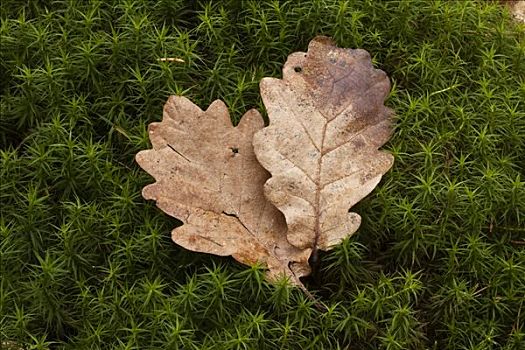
294,66,302,73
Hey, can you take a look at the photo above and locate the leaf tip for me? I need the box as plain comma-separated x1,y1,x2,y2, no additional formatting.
311,35,336,48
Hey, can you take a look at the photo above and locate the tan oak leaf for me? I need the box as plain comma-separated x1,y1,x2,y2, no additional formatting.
253,36,394,252
136,96,311,285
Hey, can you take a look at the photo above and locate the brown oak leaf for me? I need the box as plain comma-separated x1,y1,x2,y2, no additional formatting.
253,36,394,253
135,96,311,284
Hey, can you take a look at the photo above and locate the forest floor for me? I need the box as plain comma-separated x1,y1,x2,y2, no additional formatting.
1,1,524,349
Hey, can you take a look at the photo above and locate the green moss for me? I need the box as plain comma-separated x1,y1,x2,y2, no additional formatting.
1,0,524,349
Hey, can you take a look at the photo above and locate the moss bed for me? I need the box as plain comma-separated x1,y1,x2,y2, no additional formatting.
1,1,524,349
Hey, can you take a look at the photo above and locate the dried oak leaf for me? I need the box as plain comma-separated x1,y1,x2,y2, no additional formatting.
253,36,394,252
135,96,311,284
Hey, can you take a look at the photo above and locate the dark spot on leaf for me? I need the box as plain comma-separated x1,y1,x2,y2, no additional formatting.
294,66,302,73
222,211,239,219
